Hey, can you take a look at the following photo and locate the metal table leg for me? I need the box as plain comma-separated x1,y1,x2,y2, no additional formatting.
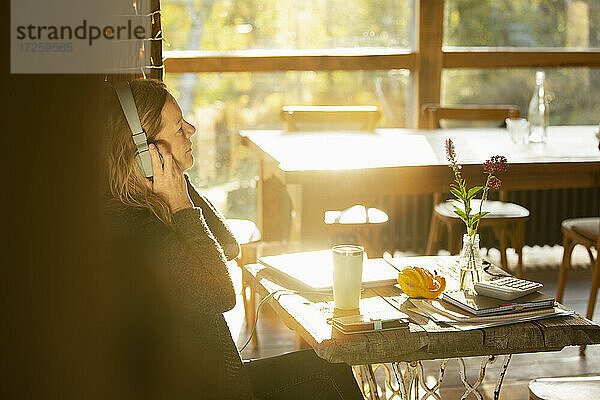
355,355,512,400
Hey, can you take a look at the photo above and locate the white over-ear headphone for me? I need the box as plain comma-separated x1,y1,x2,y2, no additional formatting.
114,82,155,178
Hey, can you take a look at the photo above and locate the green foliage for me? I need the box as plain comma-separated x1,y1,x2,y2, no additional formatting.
447,147,498,235
467,186,483,200
470,211,490,227
444,0,600,47
451,204,468,223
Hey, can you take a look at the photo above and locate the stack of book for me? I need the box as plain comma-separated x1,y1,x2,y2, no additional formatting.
442,290,555,316
408,290,571,330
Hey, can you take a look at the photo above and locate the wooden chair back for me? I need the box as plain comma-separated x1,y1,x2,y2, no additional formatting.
280,105,381,132
421,104,521,130
591,220,600,317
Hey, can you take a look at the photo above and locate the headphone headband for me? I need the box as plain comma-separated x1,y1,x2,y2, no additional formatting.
114,82,154,178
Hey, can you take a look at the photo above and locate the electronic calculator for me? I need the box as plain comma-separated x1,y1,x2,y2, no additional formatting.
474,277,543,300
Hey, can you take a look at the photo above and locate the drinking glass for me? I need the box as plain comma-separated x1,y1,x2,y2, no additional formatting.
332,245,364,310
506,118,530,145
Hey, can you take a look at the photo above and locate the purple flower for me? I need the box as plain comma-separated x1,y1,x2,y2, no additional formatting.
444,140,508,235
487,176,502,190
445,138,456,162
483,155,509,174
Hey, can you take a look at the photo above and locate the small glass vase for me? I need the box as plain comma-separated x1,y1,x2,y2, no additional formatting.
458,233,483,295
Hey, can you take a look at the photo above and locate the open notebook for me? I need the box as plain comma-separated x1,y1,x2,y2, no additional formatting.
258,250,400,292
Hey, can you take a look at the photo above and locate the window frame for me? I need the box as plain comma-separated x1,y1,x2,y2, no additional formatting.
161,0,600,128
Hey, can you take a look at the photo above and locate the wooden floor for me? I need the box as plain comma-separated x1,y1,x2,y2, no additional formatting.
224,246,599,399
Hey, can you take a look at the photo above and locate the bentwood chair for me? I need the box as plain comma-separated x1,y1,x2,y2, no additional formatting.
280,105,381,132
421,104,521,130
423,104,531,277
227,218,300,348
324,205,389,258
556,217,599,354
226,219,262,347
279,105,390,257
427,200,529,276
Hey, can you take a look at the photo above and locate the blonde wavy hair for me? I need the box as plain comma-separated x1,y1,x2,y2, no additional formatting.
105,78,173,225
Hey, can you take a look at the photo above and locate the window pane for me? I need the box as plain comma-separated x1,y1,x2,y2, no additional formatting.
442,68,600,125
162,0,412,51
444,0,600,47
164,70,409,219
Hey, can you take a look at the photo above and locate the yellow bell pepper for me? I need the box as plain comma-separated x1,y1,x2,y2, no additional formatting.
397,266,446,299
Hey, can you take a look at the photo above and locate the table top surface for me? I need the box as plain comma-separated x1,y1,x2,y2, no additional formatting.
240,126,600,172
243,254,600,365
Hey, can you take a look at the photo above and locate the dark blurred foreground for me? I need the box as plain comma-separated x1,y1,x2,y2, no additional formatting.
2,69,218,398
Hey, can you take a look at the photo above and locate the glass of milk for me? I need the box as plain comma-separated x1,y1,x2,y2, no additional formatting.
332,245,364,310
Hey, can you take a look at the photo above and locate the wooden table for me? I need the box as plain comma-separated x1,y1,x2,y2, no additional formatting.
240,126,600,248
242,255,600,399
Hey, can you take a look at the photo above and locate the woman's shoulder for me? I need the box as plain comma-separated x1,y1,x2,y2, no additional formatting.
104,198,150,220
103,199,170,236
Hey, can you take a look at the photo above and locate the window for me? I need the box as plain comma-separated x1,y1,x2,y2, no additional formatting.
163,0,413,51
443,68,600,125
443,0,600,125
445,0,600,48
161,0,600,220
165,69,409,219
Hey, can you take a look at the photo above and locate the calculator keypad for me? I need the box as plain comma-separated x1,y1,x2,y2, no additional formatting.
490,277,542,291
474,277,544,300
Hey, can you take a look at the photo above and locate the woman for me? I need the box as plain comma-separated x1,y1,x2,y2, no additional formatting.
103,78,364,399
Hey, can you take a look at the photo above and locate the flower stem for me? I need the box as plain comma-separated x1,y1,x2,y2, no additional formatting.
474,174,492,232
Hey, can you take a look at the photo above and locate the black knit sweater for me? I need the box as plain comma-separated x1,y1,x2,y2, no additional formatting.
104,176,253,399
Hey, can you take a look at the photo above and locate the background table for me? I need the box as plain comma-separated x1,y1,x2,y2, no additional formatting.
240,126,600,249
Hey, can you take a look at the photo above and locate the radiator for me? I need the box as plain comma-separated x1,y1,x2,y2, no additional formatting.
385,187,600,253
505,188,600,247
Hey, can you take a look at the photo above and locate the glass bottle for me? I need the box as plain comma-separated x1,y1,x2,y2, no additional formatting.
527,71,550,143
458,233,483,295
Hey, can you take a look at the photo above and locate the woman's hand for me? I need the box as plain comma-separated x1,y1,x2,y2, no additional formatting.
145,143,193,214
